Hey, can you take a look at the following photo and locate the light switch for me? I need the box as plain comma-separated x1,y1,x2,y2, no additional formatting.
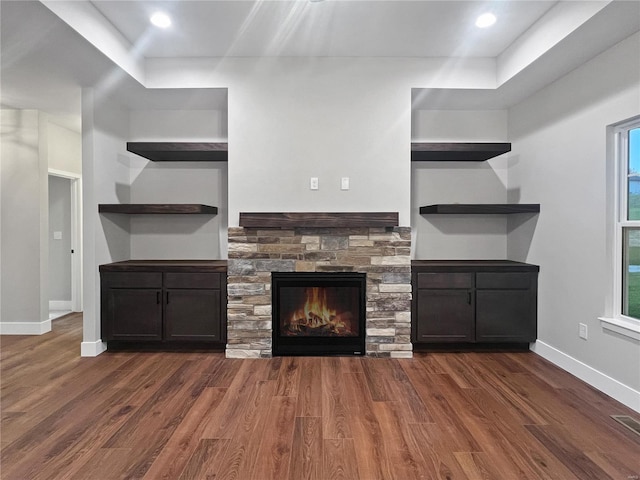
53,231,62,240
341,177,350,190
310,177,319,190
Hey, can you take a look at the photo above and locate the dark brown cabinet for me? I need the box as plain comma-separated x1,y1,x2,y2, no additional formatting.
412,261,538,347
100,261,227,346
415,272,474,342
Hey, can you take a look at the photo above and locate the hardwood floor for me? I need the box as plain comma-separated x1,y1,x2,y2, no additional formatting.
1,313,639,479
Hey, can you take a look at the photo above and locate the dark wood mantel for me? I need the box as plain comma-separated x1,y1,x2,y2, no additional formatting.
238,212,399,228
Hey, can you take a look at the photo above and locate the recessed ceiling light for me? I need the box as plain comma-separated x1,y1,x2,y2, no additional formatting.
150,12,171,28
476,13,496,28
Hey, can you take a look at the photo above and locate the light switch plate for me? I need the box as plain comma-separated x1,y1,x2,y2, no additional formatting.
341,177,350,190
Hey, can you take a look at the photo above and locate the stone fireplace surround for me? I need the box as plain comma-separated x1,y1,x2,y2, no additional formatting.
226,213,412,358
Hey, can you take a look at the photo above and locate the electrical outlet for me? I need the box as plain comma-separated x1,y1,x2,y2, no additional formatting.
579,323,588,340
310,177,319,190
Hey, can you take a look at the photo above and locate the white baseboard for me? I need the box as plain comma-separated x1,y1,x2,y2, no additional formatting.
0,320,52,335
81,340,107,357
49,300,72,310
531,340,640,413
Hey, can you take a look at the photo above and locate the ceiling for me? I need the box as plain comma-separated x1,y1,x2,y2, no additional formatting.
1,0,639,132
89,0,557,58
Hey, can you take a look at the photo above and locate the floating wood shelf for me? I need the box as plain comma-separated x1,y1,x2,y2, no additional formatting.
420,204,540,215
411,142,511,161
239,212,399,228
126,142,228,162
99,204,218,215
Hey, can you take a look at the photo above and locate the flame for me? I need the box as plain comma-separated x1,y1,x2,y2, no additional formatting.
286,287,352,335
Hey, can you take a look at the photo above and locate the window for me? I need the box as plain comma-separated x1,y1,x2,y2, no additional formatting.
619,122,640,318
603,117,640,340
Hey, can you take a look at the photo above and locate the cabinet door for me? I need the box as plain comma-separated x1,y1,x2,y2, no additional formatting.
164,289,221,341
415,289,474,342
105,288,163,341
476,289,536,343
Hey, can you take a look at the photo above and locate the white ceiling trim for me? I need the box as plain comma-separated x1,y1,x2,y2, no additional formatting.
40,0,145,85
497,0,609,86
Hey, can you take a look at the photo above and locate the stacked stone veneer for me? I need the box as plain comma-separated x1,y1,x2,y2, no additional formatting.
226,226,412,358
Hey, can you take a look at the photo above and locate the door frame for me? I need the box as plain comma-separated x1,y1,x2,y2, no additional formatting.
48,169,82,312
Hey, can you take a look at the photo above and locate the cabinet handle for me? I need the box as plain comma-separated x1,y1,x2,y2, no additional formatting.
166,291,170,304
467,291,472,305
156,292,160,304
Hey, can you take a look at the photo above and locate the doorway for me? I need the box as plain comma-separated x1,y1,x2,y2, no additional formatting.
48,170,82,319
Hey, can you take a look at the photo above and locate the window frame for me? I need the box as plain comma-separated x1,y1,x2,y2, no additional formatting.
601,116,640,340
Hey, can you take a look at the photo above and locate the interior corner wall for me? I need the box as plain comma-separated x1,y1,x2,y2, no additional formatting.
0,109,49,333
508,32,640,394
82,88,131,351
411,110,509,259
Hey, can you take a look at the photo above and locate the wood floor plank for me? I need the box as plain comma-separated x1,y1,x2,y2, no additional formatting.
295,357,323,417
102,366,211,478
406,423,470,480
386,358,433,424
464,358,551,425
200,359,270,439
525,424,615,480
177,438,230,480
343,372,393,480
454,451,507,480
321,357,353,440
207,356,243,388
402,369,483,453
371,401,426,480
361,358,394,401
586,449,640,480
67,447,133,480
212,379,277,480
275,356,301,397
323,438,360,480
288,416,323,480
461,387,580,480
432,353,484,389
141,387,228,480
251,395,296,480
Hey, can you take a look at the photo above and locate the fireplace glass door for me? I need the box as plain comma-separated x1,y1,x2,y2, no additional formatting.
272,272,366,356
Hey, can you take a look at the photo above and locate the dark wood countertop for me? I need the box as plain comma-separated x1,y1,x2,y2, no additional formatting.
100,260,228,273
411,260,539,272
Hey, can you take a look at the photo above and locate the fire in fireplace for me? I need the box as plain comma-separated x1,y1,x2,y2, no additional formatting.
272,272,366,356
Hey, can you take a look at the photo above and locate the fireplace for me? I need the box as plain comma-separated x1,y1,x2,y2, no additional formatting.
272,272,366,356
227,213,412,358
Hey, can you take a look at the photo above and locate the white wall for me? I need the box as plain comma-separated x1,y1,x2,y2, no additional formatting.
48,121,81,175
508,33,640,403
0,109,49,333
411,110,510,259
